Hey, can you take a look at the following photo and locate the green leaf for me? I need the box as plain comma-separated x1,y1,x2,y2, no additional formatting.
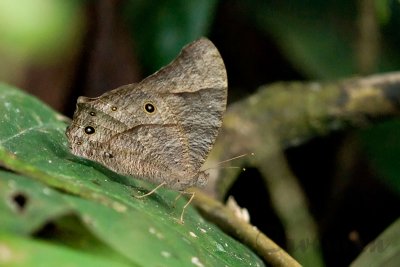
350,218,400,267
0,171,138,266
0,83,264,266
0,233,134,267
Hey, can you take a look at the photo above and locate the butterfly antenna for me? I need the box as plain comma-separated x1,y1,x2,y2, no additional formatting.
204,153,255,171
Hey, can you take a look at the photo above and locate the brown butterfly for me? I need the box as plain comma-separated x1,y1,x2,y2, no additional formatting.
66,38,227,222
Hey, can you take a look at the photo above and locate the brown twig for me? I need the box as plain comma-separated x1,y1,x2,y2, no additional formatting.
191,188,302,267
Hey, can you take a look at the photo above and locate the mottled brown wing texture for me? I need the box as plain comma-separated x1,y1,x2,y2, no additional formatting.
66,38,227,190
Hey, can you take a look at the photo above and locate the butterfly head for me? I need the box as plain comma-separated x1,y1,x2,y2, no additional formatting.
66,122,93,159
65,98,101,160
195,171,209,188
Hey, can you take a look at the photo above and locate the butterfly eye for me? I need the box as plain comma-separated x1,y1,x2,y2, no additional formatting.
111,106,117,111
89,111,96,116
84,126,95,135
144,102,156,114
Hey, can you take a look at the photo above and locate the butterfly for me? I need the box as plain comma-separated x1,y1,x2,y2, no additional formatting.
66,38,227,222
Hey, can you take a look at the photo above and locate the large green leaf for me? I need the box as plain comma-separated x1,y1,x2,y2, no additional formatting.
0,83,265,267
0,233,133,267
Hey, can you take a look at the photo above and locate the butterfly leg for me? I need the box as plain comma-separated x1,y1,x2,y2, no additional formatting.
177,191,195,224
172,192,183,208
133,181,166,199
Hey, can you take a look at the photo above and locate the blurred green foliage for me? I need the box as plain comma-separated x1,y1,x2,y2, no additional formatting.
1,0,398,79
122,0,219,73
0,0,84,63
239,0,400,79
360,120,400,193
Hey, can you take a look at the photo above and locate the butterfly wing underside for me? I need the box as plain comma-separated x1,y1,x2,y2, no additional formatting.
66,38,227,190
